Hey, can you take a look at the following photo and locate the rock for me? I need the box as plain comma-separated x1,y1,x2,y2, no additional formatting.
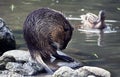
53,66,78,77
0,62,6,70
0,50,44,76
77,66,111,77
6,62,23,72
5,62,43,76
75,67,91,77
22,62,44,75
0,56,16,70
0,70,24,77
53,66,111,77
0,50,30,70
57,61,82,69
87,75,96,77
0,50,111,77
0,18,16,56
1,50,31,62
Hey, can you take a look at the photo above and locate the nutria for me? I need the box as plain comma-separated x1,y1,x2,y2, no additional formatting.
23,8,75,74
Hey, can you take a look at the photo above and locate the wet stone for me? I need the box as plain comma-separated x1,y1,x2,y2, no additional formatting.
53,66,111,77
22,62,44,75
5,62,44,76
6,62,23,72
0,50,111,77
0,50,44,76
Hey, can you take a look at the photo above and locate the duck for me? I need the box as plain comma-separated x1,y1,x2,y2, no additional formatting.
80,10,106,30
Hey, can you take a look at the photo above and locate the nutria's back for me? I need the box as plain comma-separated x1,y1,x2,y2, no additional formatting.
23,8,73,60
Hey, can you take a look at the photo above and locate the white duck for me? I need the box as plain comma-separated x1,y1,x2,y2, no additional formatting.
80,10,106,30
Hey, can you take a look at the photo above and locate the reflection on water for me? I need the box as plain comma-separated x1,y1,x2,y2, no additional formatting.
97,30,104,46
78,25,117,47
67,17,120,23
0,0,120,77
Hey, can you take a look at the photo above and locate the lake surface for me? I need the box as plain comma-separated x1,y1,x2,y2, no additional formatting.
0,0,120,77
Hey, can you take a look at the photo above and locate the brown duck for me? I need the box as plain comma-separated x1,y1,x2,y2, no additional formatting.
80,10,106,30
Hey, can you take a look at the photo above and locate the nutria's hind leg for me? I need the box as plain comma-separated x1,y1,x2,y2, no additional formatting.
30,53,53,74
53,50,74,62
36,55,54,74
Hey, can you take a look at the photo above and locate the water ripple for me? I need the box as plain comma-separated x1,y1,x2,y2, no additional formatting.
66,17,120,23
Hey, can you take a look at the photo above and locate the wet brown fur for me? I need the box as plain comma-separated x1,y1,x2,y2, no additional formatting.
23,8,73,73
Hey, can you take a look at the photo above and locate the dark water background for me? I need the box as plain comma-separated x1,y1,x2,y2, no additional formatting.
0,0,120,77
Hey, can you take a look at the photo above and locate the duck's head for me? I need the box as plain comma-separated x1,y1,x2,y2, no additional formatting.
98,10,105,21
80,10,106,30
96,10,106,30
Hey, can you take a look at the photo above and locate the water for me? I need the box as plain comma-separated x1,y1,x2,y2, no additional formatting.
0,0,120,77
